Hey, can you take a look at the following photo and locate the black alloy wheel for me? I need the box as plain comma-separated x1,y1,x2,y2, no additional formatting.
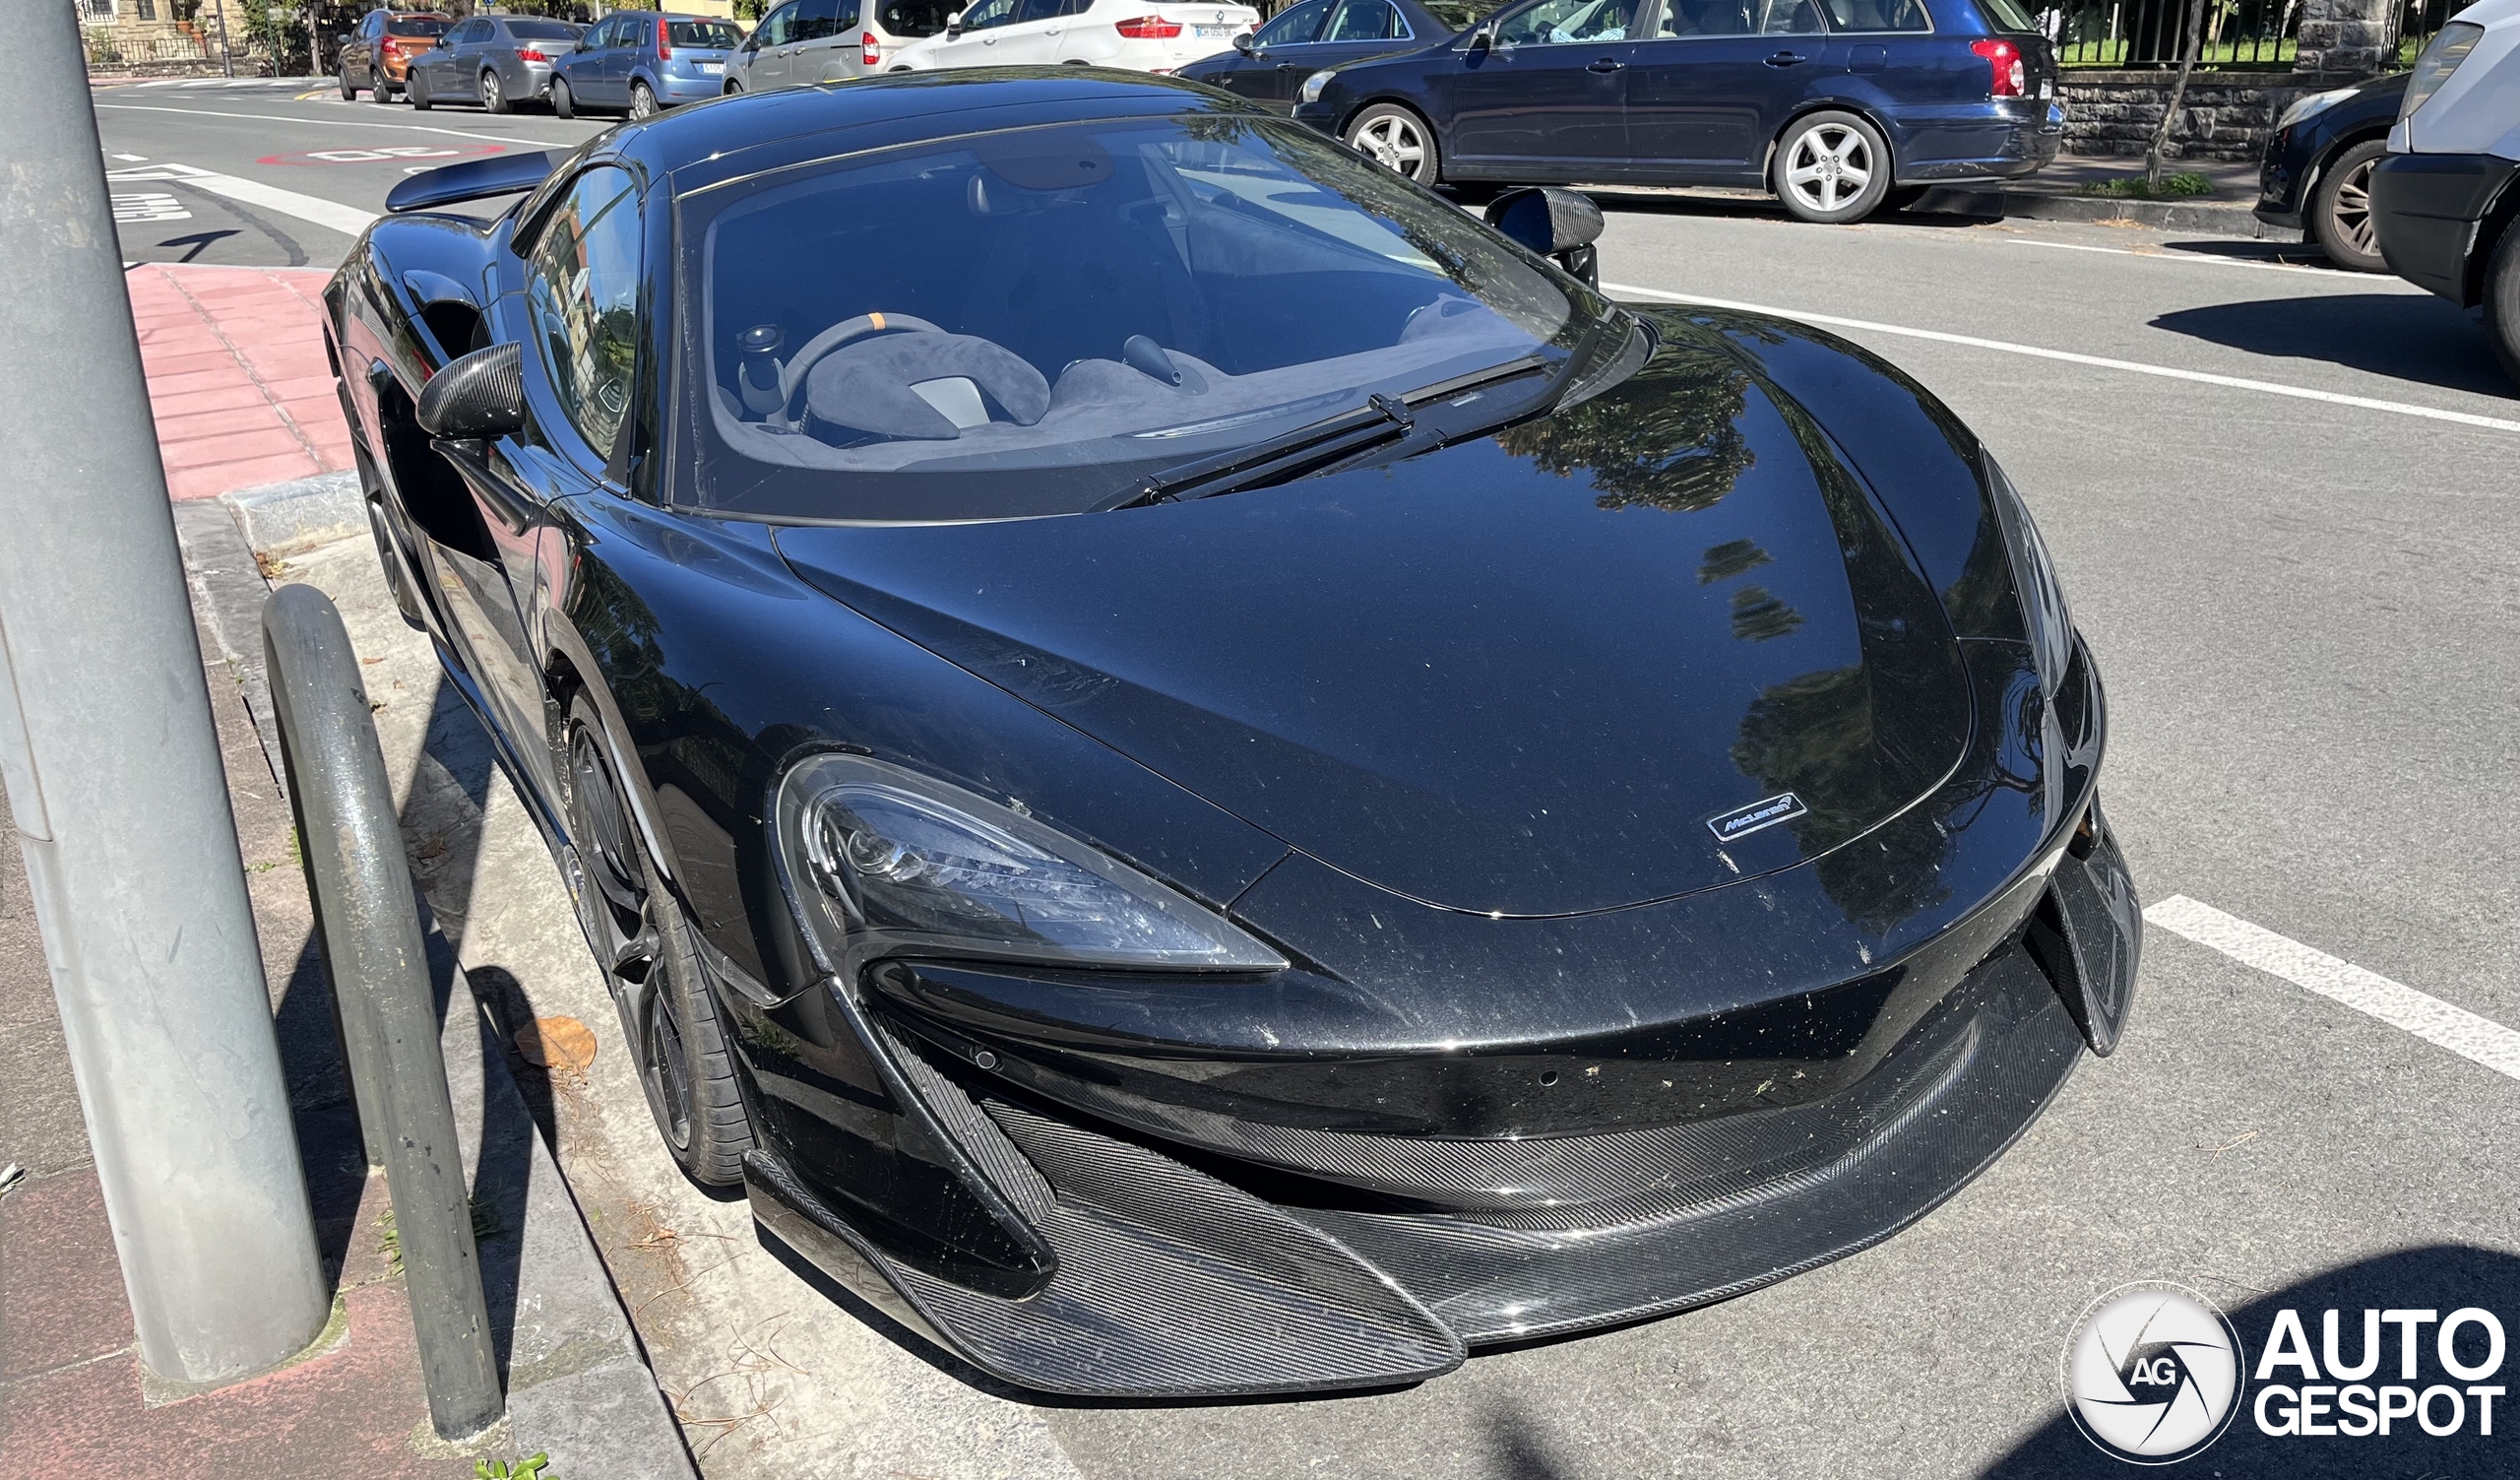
558,693,753,1186
2310,138,2390,273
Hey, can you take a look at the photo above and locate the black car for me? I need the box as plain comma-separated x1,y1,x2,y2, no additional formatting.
1178,0,1499,111
2253,71,2408,271
331,72,2137,1398
1289,0,2064,223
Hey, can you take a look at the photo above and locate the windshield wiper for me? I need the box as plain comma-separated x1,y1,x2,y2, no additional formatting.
1095,352,1555,512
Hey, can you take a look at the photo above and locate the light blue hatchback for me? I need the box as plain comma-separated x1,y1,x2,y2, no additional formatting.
550,11,745,118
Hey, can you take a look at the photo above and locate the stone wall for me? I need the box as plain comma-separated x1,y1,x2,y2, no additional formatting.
2060,71,2311,161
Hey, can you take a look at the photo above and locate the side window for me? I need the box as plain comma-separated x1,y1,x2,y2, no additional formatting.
1494,0,1637,44
1013,0,1065,24
1820,0,1925,28
756,4,796,44
591,17,620,46
526,167,644,462
1657,0,1750,33
961,0,1020,32
1322,0,1405,38
1254,0,1329,43
796,0,844,40
1756,0,1824,32
837,0,864,31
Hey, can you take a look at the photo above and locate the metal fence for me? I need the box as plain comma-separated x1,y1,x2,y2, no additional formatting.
80,25,221,69
2391,0,2446,63
2049,0,2302,68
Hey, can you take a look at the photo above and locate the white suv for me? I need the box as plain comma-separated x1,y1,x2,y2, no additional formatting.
887,0,1257,73
2371,0,2520,380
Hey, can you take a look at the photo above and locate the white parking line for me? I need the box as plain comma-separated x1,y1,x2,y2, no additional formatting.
2145,895,2520,1083
109,161,376,238
2000,236,2373,280
1604,283,2520,435
94,101,579,150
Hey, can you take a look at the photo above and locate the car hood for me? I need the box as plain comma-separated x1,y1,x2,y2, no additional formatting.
774,329,1974,917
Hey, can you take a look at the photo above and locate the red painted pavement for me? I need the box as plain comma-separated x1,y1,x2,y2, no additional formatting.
125,264,355,502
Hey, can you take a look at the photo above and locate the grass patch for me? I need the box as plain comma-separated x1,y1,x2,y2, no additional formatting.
2078,171,2216,199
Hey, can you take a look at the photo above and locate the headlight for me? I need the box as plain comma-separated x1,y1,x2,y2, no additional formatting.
1299,69,1336,105
2274,86,2356,131
775,753,1286,978
1983,452,2074,697
2401,22,2484,121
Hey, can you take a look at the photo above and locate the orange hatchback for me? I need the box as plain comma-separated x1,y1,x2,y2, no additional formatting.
337,9,453,100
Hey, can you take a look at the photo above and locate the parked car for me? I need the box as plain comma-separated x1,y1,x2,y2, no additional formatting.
406,14,588,113
1292,0,2063,223
722,0,954,91
885,0,1258,74
336,8,451,103
550,12,742,118
339,70,2135,1396
2252,71,2408,271
1177,0,1496,110
2370,0,2520,382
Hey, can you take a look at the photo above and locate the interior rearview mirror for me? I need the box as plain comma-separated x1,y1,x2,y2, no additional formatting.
1484,187,1605,287
415,341,527,441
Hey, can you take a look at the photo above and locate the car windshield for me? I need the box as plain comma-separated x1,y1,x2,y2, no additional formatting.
668,19,743,44
677,115,1601,522
386,15,449,34
509,19,583,38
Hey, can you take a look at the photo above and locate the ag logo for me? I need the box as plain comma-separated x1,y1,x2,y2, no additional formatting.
2062,1282,2246,1464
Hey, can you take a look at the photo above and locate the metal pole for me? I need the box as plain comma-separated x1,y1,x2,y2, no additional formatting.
0,0,329,1384
263,585,502,1441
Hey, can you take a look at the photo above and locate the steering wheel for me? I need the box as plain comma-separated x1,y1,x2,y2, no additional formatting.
777,311,948,421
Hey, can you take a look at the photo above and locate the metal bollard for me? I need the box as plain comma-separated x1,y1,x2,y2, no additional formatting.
262,583,503,1442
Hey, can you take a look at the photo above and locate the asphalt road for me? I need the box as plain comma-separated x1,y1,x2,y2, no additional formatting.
93,85,2520,1476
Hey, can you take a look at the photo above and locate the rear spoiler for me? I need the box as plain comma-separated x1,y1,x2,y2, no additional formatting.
384,151,557,215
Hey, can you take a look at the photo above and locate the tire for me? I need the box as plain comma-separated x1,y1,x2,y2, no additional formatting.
1773,109,1892,225
2486,220,2520,391
410,74,432,109
369,65,392,103
480,68,509,114
721,78,741,97
339,62,356,99
2308,137,2390,273
1346,102,1440,186
550,75,575,118
559,693,754,1187
630,80,659,119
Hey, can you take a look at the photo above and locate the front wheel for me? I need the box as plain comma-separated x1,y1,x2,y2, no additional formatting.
550,75,575,118
629,80,659,119
480,68,509,113
1347,103,1440,186
2309,137,2389,272
339,63,356,99
1774,110,1891,225
559,694,754,1187
410,74,433,109
721,78,742,96
2485,220,2520,390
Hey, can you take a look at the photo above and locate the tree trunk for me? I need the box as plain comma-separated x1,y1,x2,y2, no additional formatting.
2146,0,2209,186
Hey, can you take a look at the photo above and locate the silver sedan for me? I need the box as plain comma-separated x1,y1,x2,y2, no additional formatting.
406,14,588,113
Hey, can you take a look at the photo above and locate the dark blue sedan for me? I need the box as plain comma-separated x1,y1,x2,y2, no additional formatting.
1177,0,1499,111
1292,0,2063,222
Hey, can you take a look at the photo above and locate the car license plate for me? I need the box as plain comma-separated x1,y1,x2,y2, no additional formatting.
1195,26,1231,35
700,60,724,73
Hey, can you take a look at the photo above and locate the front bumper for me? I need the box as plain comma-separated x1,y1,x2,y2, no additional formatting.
2371,150,2518,306
736,636,2139,1395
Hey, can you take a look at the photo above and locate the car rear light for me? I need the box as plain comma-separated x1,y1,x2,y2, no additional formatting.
1971,37,2024,97
862,29,881,65
1113,14,1184,36
517,47,548,61
657,16,672,60
380,35,399,54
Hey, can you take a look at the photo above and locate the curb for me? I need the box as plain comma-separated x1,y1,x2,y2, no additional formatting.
1996,189,2302,239
175,488,701,1480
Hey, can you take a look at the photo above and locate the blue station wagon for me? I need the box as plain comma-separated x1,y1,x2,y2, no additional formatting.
1291,0,2063,222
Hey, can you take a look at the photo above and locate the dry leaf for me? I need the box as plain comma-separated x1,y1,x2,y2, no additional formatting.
516,1015,598,1072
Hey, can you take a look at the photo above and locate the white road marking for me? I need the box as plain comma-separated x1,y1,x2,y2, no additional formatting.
108,161,375,237
111,192,192,224
1999,236,2372,280
1605,283,2520,435
94,101,580,150
110,152,149,161
2146,895,2520,1083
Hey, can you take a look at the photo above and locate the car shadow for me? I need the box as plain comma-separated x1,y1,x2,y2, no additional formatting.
1982,1244,2520,1479
2150,292,2515,398
1581,186,2000,229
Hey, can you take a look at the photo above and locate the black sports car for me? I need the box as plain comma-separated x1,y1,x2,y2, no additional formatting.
328,69,2139,1399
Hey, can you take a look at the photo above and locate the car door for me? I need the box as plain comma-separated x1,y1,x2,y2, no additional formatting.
555,16,605,101
1427,0,1646,178
1208,0,1328,106
787,0,854,81
450,18,494,97
1625,0,1829,177
744,2,802,84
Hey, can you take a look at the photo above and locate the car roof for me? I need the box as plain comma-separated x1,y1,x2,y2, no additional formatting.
604,70,1266,193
